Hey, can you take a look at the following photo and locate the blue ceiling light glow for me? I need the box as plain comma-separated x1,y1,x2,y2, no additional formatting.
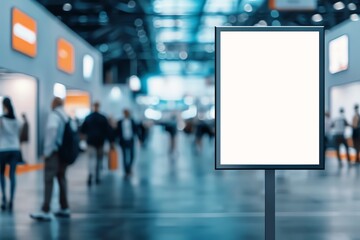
350,14,360,21
153,18,196,29
271,10,279,18
272,20,281,26
239,0,265,13
153,0,202,15
197,27,215,43
179,51,188,60
159,61,183,74
63,3,72,11
99,44,109,52
157,29,193,43
244,3,253,12
98,11,109,23
134,18,143,27
202,15,228,27
204,0,238,13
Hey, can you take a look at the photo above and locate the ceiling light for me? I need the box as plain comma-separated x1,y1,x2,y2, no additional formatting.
205,44,214,53
137,30,146,38
145,108,162,120
244,3,253,13
123,43,132,52
156,43,166,52
128,0,136,8
134,18,143,27
228,15,237,23
333,1,345,10
179,51,188,60
99,44,109,53
312,14,323,22
348,3,357,11
99,11,108,23
129,75,141,91
238,13,249,22
258,20,267,26
271,10,279,18
158,52,166,59
139,36,148,43
184,96,194,105
110,87,122,100
351,14,360,21
182,106,197,119
63,3,72,11
272,20,281,26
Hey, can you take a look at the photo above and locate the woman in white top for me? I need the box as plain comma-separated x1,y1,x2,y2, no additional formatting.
0,97,21,211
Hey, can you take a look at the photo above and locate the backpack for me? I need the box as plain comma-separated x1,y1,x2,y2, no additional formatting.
55,111,80,165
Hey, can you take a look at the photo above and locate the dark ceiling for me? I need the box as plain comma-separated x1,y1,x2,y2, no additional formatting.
36,0,360,82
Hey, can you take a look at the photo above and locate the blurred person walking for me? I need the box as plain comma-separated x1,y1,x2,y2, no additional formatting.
19,113,29,163
30,97,71,221
116,109,137,176
352,104,360,162
332,108,350,165
0,97,21,211
165,114,177,155
138,120,150,148
80,102,112,185
325,111,332,151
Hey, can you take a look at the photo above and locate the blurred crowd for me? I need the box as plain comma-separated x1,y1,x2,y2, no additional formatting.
325,104,360,166
0,96,214,221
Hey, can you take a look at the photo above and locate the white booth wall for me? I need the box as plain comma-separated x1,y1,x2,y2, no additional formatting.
330,82,360,138
0,74,37,163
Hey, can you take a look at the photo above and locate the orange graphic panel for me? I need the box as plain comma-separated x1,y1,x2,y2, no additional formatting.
57,38,75,74
12,8,37,57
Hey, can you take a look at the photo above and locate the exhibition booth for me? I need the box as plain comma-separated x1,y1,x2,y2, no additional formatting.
0,0,102,162
326,19,360,124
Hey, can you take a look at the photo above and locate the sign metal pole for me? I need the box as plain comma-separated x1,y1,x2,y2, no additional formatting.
265,169,275,240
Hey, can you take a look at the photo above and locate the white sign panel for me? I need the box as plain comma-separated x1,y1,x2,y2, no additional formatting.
215,27,324,169
329,35,348,74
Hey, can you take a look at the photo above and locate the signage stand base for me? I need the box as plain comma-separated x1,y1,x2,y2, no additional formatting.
265,169,275,240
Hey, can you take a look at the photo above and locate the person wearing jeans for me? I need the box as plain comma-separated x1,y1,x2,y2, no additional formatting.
0,97,21,211
116,109,137,176
30,97,70,221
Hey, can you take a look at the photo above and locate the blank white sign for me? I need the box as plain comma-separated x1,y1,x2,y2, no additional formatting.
218,29,321,167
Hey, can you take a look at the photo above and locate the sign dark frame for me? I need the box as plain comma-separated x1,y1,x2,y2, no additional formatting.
215,26,325,170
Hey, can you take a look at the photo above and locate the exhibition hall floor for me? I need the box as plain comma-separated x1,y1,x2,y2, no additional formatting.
1,128,359,239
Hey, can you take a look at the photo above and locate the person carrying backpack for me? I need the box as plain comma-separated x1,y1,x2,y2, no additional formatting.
30,97,74,221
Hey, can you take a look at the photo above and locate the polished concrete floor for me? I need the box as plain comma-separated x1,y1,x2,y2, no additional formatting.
1,127,360,239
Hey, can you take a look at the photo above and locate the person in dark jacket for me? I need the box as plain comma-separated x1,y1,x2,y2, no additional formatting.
332,108,350,165
19,113,29,163
80,102,111,185
352,104,360,162
116,109,137,176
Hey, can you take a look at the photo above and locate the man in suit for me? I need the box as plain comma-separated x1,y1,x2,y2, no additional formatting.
117,109,137,176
